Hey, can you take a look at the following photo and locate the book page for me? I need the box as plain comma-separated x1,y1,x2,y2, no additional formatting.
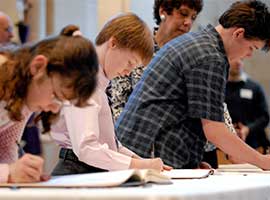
217,163,263,171
0,169,172,188
0,170,139,188
140,169,171,184
217,164,268,173
162,169,214,179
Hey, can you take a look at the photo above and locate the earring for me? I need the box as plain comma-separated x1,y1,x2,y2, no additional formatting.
160,14,166,22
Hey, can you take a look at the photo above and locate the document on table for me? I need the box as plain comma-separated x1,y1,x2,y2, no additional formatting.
162,169,214,179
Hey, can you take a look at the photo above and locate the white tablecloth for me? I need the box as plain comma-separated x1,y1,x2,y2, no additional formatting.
1,173,270,200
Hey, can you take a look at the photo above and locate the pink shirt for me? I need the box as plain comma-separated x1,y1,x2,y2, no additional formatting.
0,101,32,183
0,164,9,183
51,69,134,171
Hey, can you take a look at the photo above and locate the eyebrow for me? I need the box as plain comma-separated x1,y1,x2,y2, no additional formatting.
255,45,259,50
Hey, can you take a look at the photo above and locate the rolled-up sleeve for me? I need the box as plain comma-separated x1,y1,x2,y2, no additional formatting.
62,97,132,171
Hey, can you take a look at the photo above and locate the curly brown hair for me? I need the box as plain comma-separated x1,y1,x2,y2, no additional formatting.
0,34,98,121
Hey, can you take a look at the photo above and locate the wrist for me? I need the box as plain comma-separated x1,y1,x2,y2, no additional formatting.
256,154,267,169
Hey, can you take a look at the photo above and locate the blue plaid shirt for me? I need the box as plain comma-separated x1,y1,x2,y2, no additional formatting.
115,24,229,168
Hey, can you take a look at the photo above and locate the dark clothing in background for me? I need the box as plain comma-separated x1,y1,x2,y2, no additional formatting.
225,78,270,150
21,114,41,155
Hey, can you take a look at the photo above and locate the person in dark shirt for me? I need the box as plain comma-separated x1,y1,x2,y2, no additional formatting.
116,0,270,169
226,59,270,153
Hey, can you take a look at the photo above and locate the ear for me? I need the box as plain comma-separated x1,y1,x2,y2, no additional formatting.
159,7,167,17
29,55,48,78
108,37,118,49
232,28,245,39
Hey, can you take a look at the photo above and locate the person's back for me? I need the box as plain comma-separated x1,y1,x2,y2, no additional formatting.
116,25,229,168
116,0,270,170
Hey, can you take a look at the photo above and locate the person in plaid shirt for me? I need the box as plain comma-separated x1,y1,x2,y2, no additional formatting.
116,0,270,169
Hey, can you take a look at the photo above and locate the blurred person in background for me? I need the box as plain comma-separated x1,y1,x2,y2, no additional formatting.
226,59,270,153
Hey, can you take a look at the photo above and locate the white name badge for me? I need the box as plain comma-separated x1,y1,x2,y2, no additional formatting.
240,89,253,99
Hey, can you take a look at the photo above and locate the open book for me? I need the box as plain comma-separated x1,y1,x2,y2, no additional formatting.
0,169,171,188
0,169,215,188
162,169,214,179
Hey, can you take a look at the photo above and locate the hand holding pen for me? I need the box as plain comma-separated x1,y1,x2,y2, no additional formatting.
7,141,50,183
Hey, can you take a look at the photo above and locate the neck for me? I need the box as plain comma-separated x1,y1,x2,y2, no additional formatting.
95,43,109,79
154,27,169,47
215,25,240,61
96,44,105,69
215,25,231,58
228,74,241,82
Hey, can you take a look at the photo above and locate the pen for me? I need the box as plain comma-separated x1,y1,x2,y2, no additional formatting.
151,143,155,158
16,140,25,158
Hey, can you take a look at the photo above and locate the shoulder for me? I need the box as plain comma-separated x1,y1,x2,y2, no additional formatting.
246,78,264,91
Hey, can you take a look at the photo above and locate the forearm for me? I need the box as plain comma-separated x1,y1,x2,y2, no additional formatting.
202,119,264,168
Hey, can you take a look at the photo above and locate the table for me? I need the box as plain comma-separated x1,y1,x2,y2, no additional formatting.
1,173,270,200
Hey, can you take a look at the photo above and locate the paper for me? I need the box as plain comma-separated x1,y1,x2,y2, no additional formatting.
217,164,270,173
162,169,214,179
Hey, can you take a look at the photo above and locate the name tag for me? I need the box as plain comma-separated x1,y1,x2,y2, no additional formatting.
240,89,253,99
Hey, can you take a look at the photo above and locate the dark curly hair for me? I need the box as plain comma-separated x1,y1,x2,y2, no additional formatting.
153,0,203,25
219,0,270,51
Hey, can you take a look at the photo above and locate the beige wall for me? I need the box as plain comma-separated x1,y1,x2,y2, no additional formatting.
98,0,130,30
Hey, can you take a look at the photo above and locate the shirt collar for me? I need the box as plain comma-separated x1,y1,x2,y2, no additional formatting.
205,24,227,57
239,72,248,82
204,24,230,80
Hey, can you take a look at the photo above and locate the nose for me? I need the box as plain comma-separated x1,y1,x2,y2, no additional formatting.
245,50,253,58
46,103,62,114
122,69,132,76
183,17,192,28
